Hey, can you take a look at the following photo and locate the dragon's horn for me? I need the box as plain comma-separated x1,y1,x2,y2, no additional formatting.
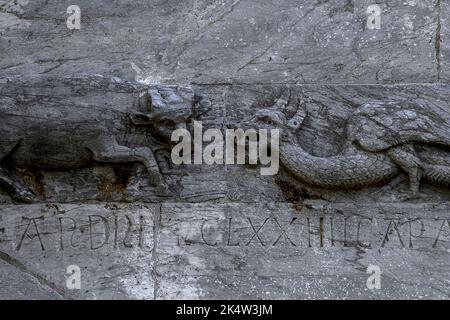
272,88,290,110
287,101,307,130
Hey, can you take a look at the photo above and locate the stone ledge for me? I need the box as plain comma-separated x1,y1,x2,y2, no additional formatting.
155,202,450,299
1,202,448,299
0,203,157,300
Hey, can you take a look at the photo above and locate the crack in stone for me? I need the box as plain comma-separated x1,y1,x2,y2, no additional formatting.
163,0,242,69
435,0,442,81
152,203,162,300
237,2,322,72
0,250,68,299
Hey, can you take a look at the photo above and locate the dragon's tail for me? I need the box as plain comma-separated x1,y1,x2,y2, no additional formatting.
422,164,450,188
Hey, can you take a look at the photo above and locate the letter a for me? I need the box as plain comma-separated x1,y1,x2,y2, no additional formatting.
67,5,81,30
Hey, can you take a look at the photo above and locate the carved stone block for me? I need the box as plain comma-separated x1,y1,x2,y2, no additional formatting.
1,0,449,299
157,202,450,299
225,84,450,203
0,0,439,84
0,203,156,299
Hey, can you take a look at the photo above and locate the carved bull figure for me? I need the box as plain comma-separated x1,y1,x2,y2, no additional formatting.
0,75,207,202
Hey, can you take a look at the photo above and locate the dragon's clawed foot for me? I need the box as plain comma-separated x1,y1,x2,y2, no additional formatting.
398,191,429,202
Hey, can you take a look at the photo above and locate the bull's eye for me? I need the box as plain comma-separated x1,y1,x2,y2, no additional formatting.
161,119,175,127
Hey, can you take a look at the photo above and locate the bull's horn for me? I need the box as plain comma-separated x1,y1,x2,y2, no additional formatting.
148,87,166,110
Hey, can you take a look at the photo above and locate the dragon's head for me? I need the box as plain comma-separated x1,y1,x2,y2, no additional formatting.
239,90,307,143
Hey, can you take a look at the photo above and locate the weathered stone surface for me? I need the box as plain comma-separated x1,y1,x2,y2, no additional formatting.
156,202,450,299
1,0,450,301
225,83,450,203
0,75,226,204
1,201,449,299
2,80,450,204
0,203,157,299
0,0,440,84
0,259,62,299
440,0,450,82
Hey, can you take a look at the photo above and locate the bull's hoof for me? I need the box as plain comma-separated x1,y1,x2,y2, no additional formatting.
11,188,37,203
148,172,163,186
155,184,174,197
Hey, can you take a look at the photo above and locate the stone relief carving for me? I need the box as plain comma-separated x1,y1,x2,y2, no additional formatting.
0,76,210,203
2,78,450,203
243,89,450,198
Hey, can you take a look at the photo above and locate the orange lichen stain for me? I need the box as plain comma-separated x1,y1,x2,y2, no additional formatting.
16,168,45,198
274,179,308,212
97,176,115,199
97,166,132,199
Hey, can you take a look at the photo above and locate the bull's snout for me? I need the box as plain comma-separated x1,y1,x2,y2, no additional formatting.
175,123,187,130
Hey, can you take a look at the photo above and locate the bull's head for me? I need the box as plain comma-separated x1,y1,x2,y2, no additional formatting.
130,86,211,143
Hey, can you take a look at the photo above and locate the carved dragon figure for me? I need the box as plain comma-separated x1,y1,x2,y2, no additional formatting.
244,90,450,197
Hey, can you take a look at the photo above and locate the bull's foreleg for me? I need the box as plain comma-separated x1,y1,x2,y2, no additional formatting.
90,142,170,195
0,167,36,203
0,141,37,203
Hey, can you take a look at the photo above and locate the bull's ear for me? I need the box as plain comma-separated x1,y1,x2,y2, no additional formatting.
130,113,153,125
193,96,212,119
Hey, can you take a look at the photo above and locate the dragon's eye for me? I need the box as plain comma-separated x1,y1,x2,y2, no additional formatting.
260,116,273,125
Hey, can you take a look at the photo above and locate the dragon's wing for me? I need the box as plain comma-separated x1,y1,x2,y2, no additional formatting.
347,102,450,152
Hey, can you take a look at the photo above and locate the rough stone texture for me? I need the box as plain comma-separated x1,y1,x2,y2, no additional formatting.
157,202,450,299
2,80,450,204
0,75,225,203
1,201,449,299
1,79,450,299
0,0,440,84
1,0,450,300
225,83,450,203
440,0,450,82
0,204,157,299
0,259,62,299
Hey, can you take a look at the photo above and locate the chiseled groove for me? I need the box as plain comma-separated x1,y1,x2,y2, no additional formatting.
0,250,68,299
151,203,162,300
435,0,442,81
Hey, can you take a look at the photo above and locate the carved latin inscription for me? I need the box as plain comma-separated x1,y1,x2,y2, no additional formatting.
0,204,154,252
